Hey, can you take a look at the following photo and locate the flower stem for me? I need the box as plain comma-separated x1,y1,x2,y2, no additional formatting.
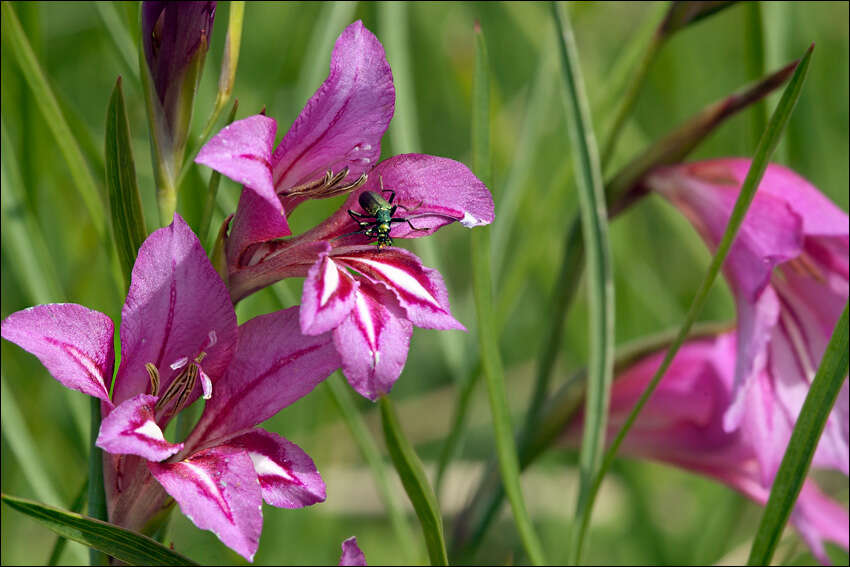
379,396,448,566
87,398,109,566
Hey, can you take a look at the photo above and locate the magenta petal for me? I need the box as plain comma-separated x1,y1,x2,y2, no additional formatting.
334,283,413,401
648,161,804,301
791,481,850,564
115,214,237,408
1,303,114,403
271,21,394,192
148,446,262,562
227,187,293,268
339,537,367,566
195,306,340,443
334,246,464,331
96,394,183,461
301,251,359,335
195,115,281,214
225,429,326,509
319,154,494,245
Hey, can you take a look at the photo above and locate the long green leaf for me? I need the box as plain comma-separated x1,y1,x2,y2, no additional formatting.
47,480,89,566
550,6,615,565
572,43,814,564
2,2,106,239
325,375,420,563
379,397,448,566
95,2,139,84
1,493,198,566
105,76,148,286
469,22,546,566
748,303,849,565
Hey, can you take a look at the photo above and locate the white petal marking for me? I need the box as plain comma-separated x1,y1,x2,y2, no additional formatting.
248,452,295,482
461,211,486,227
344,257,440,308
134,420,166,441
320,258,341,307
354,293,377,348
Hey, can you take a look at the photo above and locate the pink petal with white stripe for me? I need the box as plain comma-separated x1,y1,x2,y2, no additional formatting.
148,445,263,562
96,394,183,461
301,251,359,335
339,537,367,566
334,282,412,401
225,429,325,509
1,303,114,403
335,246,464,331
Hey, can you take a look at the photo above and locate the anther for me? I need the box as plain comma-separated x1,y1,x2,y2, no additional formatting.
146,363,160,397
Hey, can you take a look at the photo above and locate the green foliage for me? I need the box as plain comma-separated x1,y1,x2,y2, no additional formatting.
1,3,847,565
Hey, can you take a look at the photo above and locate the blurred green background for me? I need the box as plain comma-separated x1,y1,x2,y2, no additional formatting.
1,2,847,565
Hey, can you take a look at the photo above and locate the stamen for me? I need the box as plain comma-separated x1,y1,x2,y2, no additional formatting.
146,363,160,397
285,168,368,200
170,356,189,371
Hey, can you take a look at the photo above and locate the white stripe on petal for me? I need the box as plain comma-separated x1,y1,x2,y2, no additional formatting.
248,452,295,482
346,257,440,308
180,460,230,513
134,420,166,441
354,293,377,348
320,258,341,307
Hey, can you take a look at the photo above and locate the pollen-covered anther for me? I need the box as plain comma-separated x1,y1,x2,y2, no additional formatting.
146,362,161,396
286,167,367,200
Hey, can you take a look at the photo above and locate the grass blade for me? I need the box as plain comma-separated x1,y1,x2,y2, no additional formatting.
550,6,615,565
469,22,546,566
1,493,199,566
94,2,139,84
295,2,358,105
747,303,849,565
379,397,448,566
571,43,815,564
105,77,148,285
325,374,420,564
2,2,106,239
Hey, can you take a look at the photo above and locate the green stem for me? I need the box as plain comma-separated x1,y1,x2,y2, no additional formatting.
325,375,420,563
87,398,109,566
379,396,448,566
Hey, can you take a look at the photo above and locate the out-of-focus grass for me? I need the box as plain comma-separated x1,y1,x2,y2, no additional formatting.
1,2,847,565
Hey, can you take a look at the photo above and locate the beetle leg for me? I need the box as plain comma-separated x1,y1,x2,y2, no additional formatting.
392,218,428,232
349,209,368,222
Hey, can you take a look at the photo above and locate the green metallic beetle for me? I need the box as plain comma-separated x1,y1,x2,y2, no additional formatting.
348,177,427,248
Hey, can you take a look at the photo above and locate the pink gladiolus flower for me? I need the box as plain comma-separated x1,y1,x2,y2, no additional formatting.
563,332,849,563
339,536,367,566
195,21,494,400
646,159,849,483
1,215,340,561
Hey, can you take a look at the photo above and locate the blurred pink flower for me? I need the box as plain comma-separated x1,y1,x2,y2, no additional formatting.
564,332,848,563
2,216,339,561
647,159,849,482
339,536,367,566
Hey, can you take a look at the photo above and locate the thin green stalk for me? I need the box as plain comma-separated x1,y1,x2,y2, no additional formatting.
95,2,139,84
600,33,662,171
570,44,814,564
748,303,849,565
2,2,106,238
551,7,615,566
744,1,767,148
470,23,546,566
434,361,481,495
197,2,244,145
87,396,109,566
325,374,420,564
379,396,448,566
